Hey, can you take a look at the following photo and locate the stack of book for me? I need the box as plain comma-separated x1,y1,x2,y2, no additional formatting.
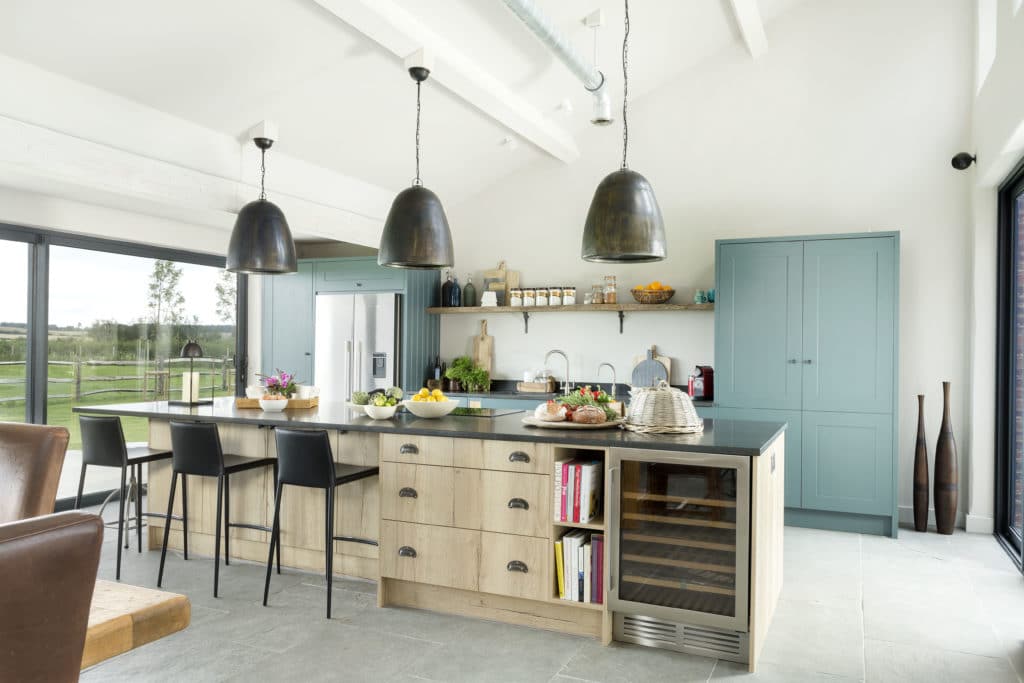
554,532,604,603
553,458,603,523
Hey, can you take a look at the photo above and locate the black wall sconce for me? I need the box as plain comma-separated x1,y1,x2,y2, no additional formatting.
951,153,977,170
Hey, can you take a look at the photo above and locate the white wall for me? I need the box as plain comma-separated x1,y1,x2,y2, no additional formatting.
443,0,974,525
967,0,1024,533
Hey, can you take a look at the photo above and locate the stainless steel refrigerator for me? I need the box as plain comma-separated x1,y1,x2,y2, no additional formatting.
314,293,401,404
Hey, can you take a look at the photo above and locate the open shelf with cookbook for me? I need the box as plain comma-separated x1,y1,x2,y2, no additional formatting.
550,446,608,615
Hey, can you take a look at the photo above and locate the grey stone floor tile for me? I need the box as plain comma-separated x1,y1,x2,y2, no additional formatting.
757,599,865,680
406,619,585,683
338,603,474,645
864,638,1019,683
558,640,715,682
225,622,441,682
711,659,858,681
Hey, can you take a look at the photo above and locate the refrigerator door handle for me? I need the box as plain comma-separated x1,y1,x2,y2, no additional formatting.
346,340,353,399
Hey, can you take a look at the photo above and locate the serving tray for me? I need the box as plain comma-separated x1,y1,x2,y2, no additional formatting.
521,417,624,430
235,397,319,409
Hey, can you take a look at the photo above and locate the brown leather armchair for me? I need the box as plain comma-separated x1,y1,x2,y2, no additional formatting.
0,422,70,523
0,511,104,682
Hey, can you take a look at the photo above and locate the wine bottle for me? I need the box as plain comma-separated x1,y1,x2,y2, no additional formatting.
441,270,453,307
451,277,462,307
463,277,477,307
432,355,442,380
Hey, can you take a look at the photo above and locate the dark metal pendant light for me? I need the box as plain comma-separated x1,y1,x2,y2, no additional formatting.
582,0,666,263
226,137,297,274
378,67,454,269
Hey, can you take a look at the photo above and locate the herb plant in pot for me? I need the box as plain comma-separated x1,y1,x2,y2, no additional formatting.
444,356,490,393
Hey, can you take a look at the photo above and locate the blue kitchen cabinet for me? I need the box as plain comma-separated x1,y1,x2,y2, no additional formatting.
261,262,314,383
801,411,894,516
715,241,804,411
801,237,896,414
714,407,802,507
715,233,899,536
314,258,405,293
694,404,717,420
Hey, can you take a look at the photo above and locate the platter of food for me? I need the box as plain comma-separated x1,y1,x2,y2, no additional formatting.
521,386,624,430
521,416,624,430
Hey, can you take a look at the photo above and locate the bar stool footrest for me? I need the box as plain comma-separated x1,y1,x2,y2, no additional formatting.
332,535,378,547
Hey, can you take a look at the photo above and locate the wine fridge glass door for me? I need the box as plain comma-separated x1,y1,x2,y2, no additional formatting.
608,449,750,633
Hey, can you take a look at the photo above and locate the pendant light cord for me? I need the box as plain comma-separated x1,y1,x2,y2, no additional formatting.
259,147,267,200
621,0,630,171
414,79,422,186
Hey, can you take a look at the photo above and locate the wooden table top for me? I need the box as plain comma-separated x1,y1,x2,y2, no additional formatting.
82,580,190,670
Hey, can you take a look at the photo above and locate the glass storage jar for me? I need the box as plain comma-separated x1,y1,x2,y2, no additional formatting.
535,287,549,306
604,275,618,304
523,288,536,306
563,286,577,305
591,284,605,304
509,288,523,307
549,286,562,306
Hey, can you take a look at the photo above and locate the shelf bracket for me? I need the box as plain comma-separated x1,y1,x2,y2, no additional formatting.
618,310,625,334
522,311,530,334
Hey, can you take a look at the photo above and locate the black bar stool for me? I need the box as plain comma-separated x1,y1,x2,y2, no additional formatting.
263,428,379,618
158,420,280,597
77,415,174,580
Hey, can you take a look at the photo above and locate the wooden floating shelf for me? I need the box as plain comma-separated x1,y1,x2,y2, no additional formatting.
426,303,713,334
427,303,713,314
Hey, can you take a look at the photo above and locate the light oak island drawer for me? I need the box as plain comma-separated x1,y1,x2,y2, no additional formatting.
380,434,454,466
479,532,549,601
379,521,479,591
380,462,454,527
456,470,550,538
481,440,548,474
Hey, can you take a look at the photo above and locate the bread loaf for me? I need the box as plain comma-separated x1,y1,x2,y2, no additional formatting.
571,405,607,424
534,402,566,422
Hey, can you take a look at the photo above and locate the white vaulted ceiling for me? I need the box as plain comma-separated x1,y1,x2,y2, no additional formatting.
0,0,804,219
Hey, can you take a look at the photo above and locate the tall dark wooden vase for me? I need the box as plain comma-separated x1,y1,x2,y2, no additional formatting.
933,381,958,535
913,394,929,532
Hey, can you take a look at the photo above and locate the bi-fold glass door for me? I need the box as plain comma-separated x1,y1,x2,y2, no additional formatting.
609,448,750,632
997,162,1024,567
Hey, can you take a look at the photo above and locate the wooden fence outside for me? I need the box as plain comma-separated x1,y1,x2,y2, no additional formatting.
0,358,236,404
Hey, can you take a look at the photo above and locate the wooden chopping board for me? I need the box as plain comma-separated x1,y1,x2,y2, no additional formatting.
472,320,494,375
631,345,670,387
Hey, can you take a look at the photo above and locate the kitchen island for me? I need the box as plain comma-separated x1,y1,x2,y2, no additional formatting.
74,399,785,670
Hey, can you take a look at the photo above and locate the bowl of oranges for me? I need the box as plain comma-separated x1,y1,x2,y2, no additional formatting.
402,388,461,418
630,281,675,304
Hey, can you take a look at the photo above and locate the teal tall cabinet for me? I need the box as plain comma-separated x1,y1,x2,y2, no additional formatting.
715,233,899,537
261,257,440,393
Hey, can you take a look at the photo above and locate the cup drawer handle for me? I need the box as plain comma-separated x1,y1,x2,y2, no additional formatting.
507,451,531,464
399,487,418,499
399,443,419,455
507,497,530,510
398,546,417,558
506,560,529,573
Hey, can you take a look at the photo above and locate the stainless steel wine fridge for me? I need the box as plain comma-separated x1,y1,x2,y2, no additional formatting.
608,448,752,663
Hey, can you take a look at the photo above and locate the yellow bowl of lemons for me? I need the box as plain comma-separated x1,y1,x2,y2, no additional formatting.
630,281,675,304
402,388,461,418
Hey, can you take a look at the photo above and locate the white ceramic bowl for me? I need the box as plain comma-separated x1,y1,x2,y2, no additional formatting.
401,399,460,418
363,404,398,420
259,397,289,412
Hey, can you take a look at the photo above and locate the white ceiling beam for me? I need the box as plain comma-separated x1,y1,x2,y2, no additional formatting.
312,0,580,163
727,0,768,59
0,115,383,247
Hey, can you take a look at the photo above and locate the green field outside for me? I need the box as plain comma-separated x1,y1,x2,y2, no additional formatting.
0,358,235,450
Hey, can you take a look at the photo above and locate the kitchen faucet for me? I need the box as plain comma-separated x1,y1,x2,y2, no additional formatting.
545,349,571,396
597,362,617,398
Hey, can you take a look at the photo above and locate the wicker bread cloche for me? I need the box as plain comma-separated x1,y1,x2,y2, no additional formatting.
625,380,704,434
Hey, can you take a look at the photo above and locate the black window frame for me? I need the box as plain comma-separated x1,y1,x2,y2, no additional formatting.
0,222,247,507
995,156,1024,570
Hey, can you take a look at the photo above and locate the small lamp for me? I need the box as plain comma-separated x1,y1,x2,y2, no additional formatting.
168,339,214,406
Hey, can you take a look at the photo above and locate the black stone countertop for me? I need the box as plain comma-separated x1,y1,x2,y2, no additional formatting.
74,399,783,457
